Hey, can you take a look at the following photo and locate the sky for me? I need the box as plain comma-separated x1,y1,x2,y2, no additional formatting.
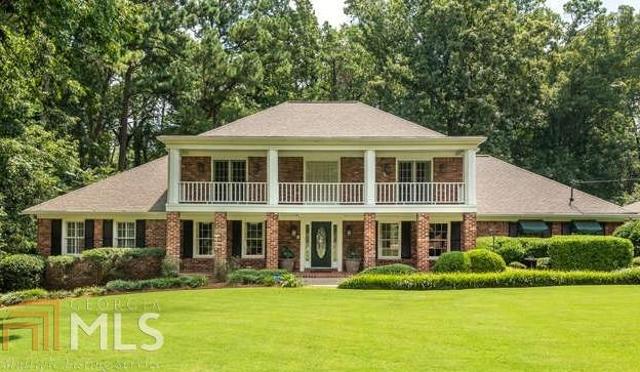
310,0,635,27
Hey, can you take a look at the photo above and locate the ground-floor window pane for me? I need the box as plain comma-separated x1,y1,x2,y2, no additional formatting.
116,221,136,248
245,222,264,256
197,222,213,256
429,223,448,257
65,221,84,254
379,223,400,258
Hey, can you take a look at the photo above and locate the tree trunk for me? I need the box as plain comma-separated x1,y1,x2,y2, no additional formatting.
117,64,135,171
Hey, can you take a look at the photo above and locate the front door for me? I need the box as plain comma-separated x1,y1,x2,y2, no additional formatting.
311,222,332,268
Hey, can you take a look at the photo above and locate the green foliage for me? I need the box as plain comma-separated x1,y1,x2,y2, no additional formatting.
279,273,303,288
614,220,640,255
537,257,551,270
547,236,633,271
508,261,527,269
227,269,294,286
360,264,417,275
0,288,49,306
72,286,107,297
161,257,180,278
47,255,78,269
280,247,295,259
476,237,550,258
105,275,208,292
633,257,640,267
495,240,526,264
338,269,640,291
466,250,507,273
0,254,46,292
432,252,470,273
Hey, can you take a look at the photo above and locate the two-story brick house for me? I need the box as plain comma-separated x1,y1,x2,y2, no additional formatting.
25,102,634,273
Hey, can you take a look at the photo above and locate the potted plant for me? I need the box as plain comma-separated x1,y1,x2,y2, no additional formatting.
345,247,361,273
279,247,295,272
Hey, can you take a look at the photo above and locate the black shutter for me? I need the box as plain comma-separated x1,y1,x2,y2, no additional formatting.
84,219,94,249
51,219,62,255
103,220,113,247
450,222,461,251
231,220,242,257
375,223,379,258
508,222,519,237
401,221,412,258
181,220,193,258
544,222,552,238
136,220,146,247
561,222,572,235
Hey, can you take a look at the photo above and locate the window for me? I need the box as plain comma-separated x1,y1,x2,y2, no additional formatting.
196,222,214,256
398,161,431,182
64,221,84,254
116,222,136,248
213,160,246,182
379,223,400,258
305,161,339,182
429,223,449,257
244,222,264,257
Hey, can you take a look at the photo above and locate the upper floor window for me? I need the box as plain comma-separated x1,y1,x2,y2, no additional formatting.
398,161,431,182
378,222,401,259
64,221,84,255
305,161,339,183
116,221,136,248
213,160,246,182
196,222,214,257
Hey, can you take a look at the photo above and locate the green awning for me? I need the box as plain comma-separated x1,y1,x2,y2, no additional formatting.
572,221,603,234
518,221,549,234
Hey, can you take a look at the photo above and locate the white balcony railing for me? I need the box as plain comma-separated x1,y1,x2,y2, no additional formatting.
376,182,466,204
279,183,364,204
179,182,267,204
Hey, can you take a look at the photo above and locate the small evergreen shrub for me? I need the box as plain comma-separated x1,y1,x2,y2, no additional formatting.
495,240,526,264
279,273,303,288
359,263,417,275
508,261,527,269
536,257,551,270
227,269,293,286
613,220,640,256
432,252,470,273
547,236,633,271
0,288,49,306
105,275,207,292
161,257,180,277
0,254,46,292
633,257,640,267
476,237,550,258
466,249,506,273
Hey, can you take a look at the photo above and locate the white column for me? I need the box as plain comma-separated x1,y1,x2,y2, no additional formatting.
168,148,181,204
364,149,376,205
464,149,477,205
267,148,279,205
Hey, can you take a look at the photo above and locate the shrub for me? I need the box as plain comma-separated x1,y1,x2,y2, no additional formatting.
614,220,640,256
466,249,506,273
0,288,49,306
47,255,78,268
279,273,303,288
161,257,180,277
0,254,46,292
495,240,526,264
547,236,633,271
105,275,208,292
509,261,527,269
338,268,640,290
360,263,417,275
432,252,470,273
72,286,107,297
536,257,551,270
633,257,640,267
227,269,291,286
476,237,550,258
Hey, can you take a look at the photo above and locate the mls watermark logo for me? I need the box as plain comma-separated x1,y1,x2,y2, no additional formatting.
0,298,163,352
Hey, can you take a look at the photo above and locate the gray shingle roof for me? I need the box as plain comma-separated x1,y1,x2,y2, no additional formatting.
200,102,445,138
624,201,640,213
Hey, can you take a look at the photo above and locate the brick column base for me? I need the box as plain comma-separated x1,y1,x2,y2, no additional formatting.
462,213,477,251
416,213,430,271
363,213,376,268
266,212,279,269
37,219,52,257
214,212,228,264
166,212,181,259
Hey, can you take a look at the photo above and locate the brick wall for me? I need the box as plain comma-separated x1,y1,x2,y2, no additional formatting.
279,220,301,271
433,157,463,182
181,156,211,181
604,222,623,235
341,157,364,182
93,219,103,248
248,157,266,182
145,220,166,249
343,221,364,271
37,219,52,256
166,212,181,258
363,213,376,268
265,212,279,269
477,221,509,237
279,157,303,182
181,258,214,273
416,213,430,271
376,158,396,182
462,213,477,250
214,212,228,265
551,222,562,236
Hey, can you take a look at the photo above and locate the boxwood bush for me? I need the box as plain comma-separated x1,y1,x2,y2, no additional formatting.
0,254,46,292
432,252,469,273
338,268,640,290
476,236,550,259
105,275,208,292
614,220,640,256
227,269,301,287
467,249,506,273
547,236,633,271
360,263,417,275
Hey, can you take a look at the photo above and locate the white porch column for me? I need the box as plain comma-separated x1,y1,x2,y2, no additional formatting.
168,148,181,204
364,149,376,205
464,149,477,205
267,148,279,205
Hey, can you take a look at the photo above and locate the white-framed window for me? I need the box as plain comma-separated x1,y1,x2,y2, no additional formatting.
115,221,136,248
213,160,247,182
398,160,432,182
429,223,449,257
378,222,401,259
243,222,264,258
195,222,214,257
63,221,84,255
305,161,339,182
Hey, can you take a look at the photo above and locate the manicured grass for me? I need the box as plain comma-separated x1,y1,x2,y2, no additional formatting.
3,286,640,371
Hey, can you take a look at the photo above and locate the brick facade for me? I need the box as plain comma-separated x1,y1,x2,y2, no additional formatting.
248,157,267,182
265,212,279,269
433,157,463,182
376,158,396,182
551,222,562,236
214,212,228,265
340,157,364,182
37,219,52,256
343,221,364,271
477,221,509,237
145,220,166,249
181,156,211,181
279,220,301,271
363,213,376,268
279,157,303,182
604,222,623,235
166,212,181,258
462,213,477,250
93,219,103,248
181,258,214,273
416,213,430,271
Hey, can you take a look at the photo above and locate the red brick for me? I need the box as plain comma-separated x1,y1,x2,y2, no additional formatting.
363,213,376,268
604,222,623,235
279,157,303,182
341,157,364,182
265,212,279,269
37,219,52,256
462,213,477,250
376,158,396,182
181,156,211,181
477,221,509,237
214,212,228,264
416,213,430,271
166,212,181,258
145,220,166,249
343,221,364,271
93,219,103,248
248,157,267,182
279,220,301,271
433,157,463,182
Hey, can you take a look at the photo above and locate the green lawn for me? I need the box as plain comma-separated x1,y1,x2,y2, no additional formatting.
3,286,640,371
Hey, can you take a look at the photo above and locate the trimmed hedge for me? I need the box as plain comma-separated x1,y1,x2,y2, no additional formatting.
360,263,417,275
476,236,550,259
432,252,469,273
547,236,633,271
338,268,640,290
227,269,302,287
614,220,640,256
0,254,46,292
467,249,506,273
105,275,208,292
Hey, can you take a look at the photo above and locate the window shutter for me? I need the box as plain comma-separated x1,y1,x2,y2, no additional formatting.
508,222,518,237
84,219,94,249
103,220,113,247
450,222,461,251
181,220,194,258
231,220,242,257
561,222,572,235
375,223,378,258
401,221,412,259
136,220,146,247
51,219,62,255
